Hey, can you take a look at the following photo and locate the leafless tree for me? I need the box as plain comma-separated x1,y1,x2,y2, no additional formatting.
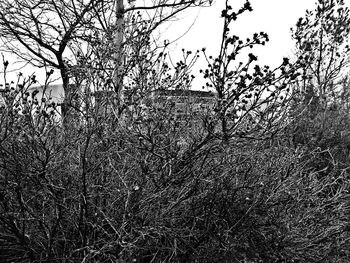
0,0,212,123
292,0,350,106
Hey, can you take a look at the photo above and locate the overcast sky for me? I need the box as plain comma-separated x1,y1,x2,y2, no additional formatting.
3,0,350,88
165,0,350,67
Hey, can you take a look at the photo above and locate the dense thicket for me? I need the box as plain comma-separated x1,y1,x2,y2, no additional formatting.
1,0,350,262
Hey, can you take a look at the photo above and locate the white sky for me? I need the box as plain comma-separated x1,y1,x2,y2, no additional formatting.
164,0,324,67
2,0,350,88
159,0,350,89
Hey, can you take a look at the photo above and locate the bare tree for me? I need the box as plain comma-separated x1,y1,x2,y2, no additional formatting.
292,0,350,107
199,0,301,142
0,0,212,122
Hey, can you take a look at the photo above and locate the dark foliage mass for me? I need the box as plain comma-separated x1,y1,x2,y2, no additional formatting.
1,0,350,262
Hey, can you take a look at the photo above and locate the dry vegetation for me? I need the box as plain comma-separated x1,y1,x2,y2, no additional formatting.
1,0,350,262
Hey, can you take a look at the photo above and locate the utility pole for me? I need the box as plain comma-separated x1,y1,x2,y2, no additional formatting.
114,0,125,115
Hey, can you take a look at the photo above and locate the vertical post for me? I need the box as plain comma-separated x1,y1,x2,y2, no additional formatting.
114,0,125,116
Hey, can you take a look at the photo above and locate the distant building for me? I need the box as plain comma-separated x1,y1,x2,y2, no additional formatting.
0,82,217,128
151,89,215,114
30,84,65,103
94,88,216,121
